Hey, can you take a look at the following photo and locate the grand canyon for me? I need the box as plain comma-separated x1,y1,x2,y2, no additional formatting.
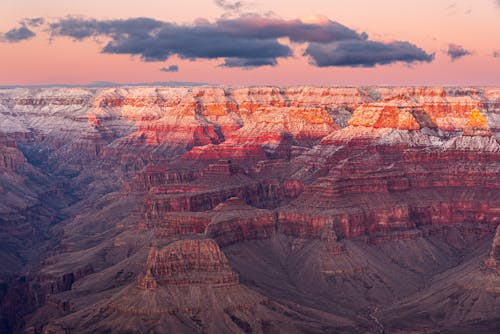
0,86,499,333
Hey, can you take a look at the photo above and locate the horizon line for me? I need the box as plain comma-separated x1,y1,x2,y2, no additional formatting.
1,81,499,89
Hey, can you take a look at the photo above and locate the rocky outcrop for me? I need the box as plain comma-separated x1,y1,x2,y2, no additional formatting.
128,163,200,192
205,197,276,246
141,161,299,215
0,134,27,172
462,108,492,136
348,104,421,130
137,239,238,287
39,265,95,295
485,224,500,269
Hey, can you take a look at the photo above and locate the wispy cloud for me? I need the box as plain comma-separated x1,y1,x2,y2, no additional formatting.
493,51,500,58
160,65,179,72
446,43,472,61
21,17,45,27
214,0,245,11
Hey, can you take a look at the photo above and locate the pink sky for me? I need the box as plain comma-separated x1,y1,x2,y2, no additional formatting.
1,0,499,86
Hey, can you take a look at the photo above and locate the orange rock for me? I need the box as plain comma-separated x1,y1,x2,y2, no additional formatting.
463,109,491,136
348,105,420,130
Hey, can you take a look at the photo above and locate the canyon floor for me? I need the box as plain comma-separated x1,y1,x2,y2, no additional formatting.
0,86,499,333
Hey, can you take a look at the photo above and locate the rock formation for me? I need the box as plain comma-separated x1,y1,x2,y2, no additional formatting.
485,224,500,269
0,86,498,333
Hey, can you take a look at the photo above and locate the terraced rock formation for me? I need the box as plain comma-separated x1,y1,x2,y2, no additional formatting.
0,86,498,333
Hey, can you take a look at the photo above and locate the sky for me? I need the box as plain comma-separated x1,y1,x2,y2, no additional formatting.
1,0,499,86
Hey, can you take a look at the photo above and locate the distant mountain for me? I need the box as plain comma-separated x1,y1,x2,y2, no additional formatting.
0,81,214,89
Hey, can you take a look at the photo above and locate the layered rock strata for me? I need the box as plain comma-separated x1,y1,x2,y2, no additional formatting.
0,86,498,333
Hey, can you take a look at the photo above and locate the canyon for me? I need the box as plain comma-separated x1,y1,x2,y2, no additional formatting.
0,86,498,333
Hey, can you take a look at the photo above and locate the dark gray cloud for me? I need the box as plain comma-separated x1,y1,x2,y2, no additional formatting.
216,16,361,43
49,16,363,65
49,16,361,44
13,15,434,69
222,57,278,68
49,16,292,63
447,43,472,60
103,30,291,62
214,0,245,11
2,25,36,42
49,17,164,41
305,40,435,67
160,65,179,72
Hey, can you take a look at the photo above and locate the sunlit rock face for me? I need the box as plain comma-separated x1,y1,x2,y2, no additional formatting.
0,86,499,334
463,108,492,136
348,104,421,130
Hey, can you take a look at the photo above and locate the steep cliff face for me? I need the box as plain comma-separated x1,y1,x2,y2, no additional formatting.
485,224,500,269
0,86,499,333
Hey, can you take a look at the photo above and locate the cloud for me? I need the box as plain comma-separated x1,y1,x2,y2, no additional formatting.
305,40,435,67
214,0,245,11
49,16,292,64
15,15,434,69
1,25,36,42
22,17,45,27
216,15,361,43
49,17,164,41
447,43,472,60
160,65,179,72
49,16,363,65
494,51,500,58
221,57,278,68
